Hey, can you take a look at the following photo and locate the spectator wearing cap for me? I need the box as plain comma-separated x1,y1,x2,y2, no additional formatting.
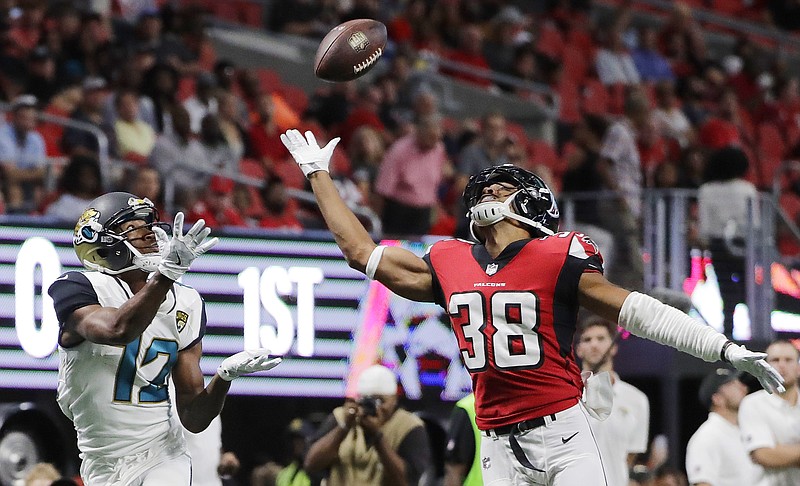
63,77,112,156
0,95,47,213
685,368,760,486
275,418,316,486
184,71,219,135
187,175,245,228
739,339,800,485
575,317,650,486
305,364,431,486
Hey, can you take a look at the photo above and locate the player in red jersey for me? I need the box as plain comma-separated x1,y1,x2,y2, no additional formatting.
280,129,784,485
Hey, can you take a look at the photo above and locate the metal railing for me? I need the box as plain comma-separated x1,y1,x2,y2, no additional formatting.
559,187,779,341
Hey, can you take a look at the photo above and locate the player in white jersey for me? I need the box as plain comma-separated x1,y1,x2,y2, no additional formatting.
48,193,281,486
575,317,650,486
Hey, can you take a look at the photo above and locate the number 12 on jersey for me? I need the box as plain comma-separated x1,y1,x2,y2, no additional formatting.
114,337,178,403
449,291,543,371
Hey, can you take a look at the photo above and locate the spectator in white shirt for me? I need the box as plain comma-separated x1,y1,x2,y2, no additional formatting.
739,340,800,486
0,95,47,213
651,81,695,149
595,28,641,86
686,368,762,486
575,317,650,486
183,71,219,135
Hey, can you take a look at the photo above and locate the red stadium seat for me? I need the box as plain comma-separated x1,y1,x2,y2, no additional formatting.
528,139,564,176
237,0,264,28
557,78,582,124
581,79,609,115
212,2,239,23
537,22,565,59
607,83,627,115
562,44,590,86
505,121,529,146
757,122,787,187
256,68,283,93
280,85,309,114
177,77,196,101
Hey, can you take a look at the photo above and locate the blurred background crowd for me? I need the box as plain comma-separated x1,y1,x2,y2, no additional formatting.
1,0,799,257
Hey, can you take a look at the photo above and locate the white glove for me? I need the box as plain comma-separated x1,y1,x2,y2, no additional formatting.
217,349,282,381
725,343,786,394
280,129,341,178
152,212,219,281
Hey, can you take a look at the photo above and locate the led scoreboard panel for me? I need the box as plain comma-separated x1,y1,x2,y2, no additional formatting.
2,222,470,399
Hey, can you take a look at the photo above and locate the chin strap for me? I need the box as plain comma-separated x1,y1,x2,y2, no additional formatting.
126,240,162,273
468,190,555,237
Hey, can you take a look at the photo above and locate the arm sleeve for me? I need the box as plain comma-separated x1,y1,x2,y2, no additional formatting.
47,272,99,326
444,407,476,465
396,425,431,486
618,292,727,362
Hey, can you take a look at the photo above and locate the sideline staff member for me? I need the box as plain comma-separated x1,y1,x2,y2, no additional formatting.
305,365,430,486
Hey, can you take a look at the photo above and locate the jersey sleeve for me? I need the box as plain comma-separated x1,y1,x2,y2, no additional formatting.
422,245,447,309
568,233,604,275
47,272,99,326
180,294,207,351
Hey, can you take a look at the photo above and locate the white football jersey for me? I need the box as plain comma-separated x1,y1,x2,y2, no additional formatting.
50,271,206,460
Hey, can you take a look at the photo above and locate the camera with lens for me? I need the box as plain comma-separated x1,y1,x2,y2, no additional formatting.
357,396,383,417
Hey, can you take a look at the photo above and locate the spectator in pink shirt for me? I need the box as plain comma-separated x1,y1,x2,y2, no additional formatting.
374,113,452,235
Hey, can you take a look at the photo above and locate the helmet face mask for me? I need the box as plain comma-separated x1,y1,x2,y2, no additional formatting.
463,164,559,239
74,192,168,274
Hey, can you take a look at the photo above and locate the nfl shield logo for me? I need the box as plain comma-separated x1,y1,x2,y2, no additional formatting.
486,263,498,276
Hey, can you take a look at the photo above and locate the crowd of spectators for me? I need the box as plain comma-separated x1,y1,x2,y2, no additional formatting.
1,0,800,262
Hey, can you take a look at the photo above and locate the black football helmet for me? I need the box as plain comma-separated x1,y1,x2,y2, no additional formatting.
463,164,559,238
73,192,167,274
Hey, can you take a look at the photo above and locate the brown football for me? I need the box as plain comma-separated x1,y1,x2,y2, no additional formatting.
314,19,387,82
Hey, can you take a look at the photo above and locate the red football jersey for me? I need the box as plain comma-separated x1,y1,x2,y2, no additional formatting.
423,232,604,430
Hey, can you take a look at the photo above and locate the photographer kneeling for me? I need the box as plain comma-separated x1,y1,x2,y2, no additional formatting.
305,364,431,486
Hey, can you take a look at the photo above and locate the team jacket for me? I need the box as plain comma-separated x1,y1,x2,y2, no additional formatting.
423,232,604,430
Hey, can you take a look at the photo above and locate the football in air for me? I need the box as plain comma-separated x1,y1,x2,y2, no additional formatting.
314,19,387,82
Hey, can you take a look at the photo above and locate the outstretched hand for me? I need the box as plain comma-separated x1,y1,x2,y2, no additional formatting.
217,349,282,381
153,212,219,281
280,129,340,178
726,344,785,394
